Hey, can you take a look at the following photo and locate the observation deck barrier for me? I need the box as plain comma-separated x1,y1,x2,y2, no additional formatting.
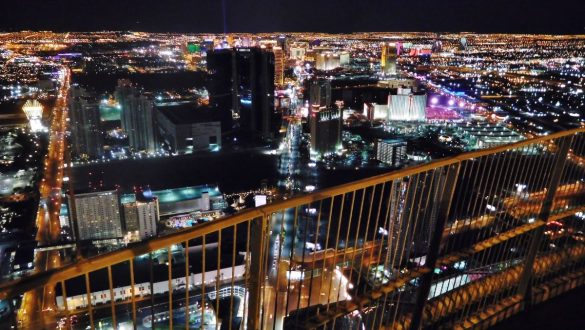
2,127,585,329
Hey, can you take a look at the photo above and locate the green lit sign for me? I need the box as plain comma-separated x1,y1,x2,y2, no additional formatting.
187,43,201,54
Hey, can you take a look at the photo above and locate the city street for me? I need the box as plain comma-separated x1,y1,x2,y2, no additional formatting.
17,67,71,329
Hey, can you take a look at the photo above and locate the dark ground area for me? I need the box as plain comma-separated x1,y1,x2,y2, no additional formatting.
72,71,206,94
493,286,585,330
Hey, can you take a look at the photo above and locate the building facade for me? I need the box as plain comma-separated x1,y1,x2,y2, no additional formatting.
121,185,225,218
123,196,159,240
21,99,44,132
115,80,157,153
315,51,350,71
155,105,221,154
272,46,284,86
381,42,398,76
71,190,123,241
207,47,278,139
68,85,103,159
388,88,427,122
309,79,331,109
376,139,408,167
310,108,342,156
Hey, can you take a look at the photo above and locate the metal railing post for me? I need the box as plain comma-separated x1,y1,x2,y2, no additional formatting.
247,214,270,330
409,163,461,330
517,135,573,302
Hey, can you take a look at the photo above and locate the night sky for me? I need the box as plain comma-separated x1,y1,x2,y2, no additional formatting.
0,0,584,34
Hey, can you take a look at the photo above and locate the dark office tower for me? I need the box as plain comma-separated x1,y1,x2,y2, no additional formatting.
310,107,342,156
68,85,103,160
115,80,157,153
207,50,237,115
309,79,331,108
207,47,277,139
277,35,287,52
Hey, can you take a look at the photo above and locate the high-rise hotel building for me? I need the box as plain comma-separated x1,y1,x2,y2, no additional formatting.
388,88,427,122
310,107,342,156
70,190,123,241
115,80,157,153
207,47,278,139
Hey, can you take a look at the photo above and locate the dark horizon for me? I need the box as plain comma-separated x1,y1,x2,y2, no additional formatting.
1,0,584,35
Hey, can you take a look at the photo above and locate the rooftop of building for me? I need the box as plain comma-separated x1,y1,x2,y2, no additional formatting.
155,102,219,125
378,138,407,144
208,47,268,54
121,184,222,205
75,190,118,198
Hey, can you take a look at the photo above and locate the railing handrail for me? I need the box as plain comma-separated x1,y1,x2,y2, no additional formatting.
1,126,583,301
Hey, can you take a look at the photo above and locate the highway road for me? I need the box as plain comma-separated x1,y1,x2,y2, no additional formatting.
17,67,71,329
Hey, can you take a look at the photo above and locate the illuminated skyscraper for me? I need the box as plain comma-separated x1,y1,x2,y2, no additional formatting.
310,107,342,156
123,193,159,240
290,47,305,60
21,99,45,132
68,85,103,159
207,47,278,139
289,41,308,60
273,46,284,86
381,42,398,76
315,51,350,71
388,88,426,121
376,139,407,167
70,190,123,241
115,80,157,153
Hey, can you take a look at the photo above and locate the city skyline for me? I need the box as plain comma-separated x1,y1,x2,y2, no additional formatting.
1,2,585,327
0,0,584,34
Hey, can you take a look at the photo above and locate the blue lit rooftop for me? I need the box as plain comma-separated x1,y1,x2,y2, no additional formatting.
121,184,221,205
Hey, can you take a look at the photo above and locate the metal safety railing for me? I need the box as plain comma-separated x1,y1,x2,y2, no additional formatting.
1,127,585,330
